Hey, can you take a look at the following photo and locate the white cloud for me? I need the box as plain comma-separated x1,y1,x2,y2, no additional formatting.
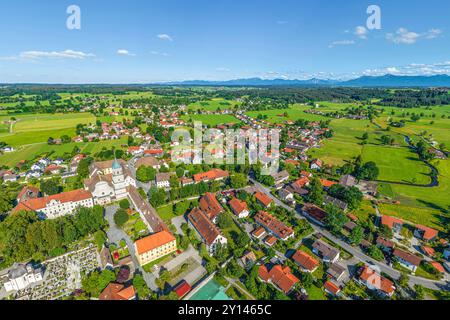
19,50,95,60
216,67,231,72
117,49,136,56
157,34,173,41
150,51,169,57
354,26,368,39
329,40,355,48
386,27,443,44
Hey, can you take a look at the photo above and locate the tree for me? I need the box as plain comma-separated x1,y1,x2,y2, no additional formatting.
93,230,107,249
77,158,92,178
308,177,324,206
355,162,379,181
226,260,244,278
149,187,167,207
176,167,185,178
368,245,384,261
82,269,116,297
114,209,129,227
230,173,248,189
136,166,156,183
40,179,60,195
348,226,364,245
414,284,425,300
300,272,313,288
119,199,130,210
325,204,348,234
218,212,233,229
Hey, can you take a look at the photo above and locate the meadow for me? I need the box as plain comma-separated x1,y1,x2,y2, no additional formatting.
246,104,329,123
187,98,241,111
181,114,242,126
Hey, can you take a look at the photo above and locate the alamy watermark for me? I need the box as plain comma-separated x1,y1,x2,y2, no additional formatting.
366,5,382,30
171,122,280,176
66,5,81,30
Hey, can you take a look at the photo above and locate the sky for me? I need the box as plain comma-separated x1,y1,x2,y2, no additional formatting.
0,0,449,83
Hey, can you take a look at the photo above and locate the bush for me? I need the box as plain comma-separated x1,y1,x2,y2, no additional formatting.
119,199,130,210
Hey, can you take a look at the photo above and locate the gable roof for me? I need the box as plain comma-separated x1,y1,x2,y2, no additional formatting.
258,264,299,294
324,280,341,295
12,189,92,213
99,283,136,300
292,250,319,271
199,193,224,221
254,191,273,207
135,231,176,255
302,203,327,223
254,211,294,240
193,169,229,182
381,215,403,229
312,240,339,261
173,280,192,298
393,249,422,266
359,266,395,295
228,198,248,215
188,208,224,245
415,225,439,241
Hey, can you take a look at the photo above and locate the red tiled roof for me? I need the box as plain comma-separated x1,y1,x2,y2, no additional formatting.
302,203,327,223
415,225,439,241
421,246,435,257
228,198,248,216
430,261,445,273
199,193,224,221
17,186,40,202
188,208,223,245
255,211,294,240
359,266,395,295
381,215,403,229
173,280,192,298
320,179,338,188
285,159,300,166
393,249,422,266
144,149,164,155
292,177,310,188
252,227,266,238
324,280,341,295
135,231,176,255
292,250,319,272
258,265,299,294
12,189,92,213
99,283,136,300
264,235,277,246
193,169,229,183
254,192,273,207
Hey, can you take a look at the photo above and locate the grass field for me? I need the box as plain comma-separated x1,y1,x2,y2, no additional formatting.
181,114,241,126
246,104,329,124
188,98,241,111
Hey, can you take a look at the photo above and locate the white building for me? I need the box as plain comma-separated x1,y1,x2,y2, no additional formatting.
155,173,172,189
84,159,136,205
3,263,44,292
13,189,94,219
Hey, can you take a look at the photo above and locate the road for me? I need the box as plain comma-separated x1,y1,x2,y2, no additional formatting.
249,178,449,291
104,205,158,291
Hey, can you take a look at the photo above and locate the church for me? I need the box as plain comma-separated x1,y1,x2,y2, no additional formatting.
84,159,136,205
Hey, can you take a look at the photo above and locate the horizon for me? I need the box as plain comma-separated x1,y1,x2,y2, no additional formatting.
0,0,449,83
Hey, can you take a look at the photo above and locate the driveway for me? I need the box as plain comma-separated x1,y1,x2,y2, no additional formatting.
105,205,158,291
172,215,187,236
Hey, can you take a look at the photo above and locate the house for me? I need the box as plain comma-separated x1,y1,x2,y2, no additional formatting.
320,179,338,188
324,280,341,296
252,227,266,240
99,283,136,300
100,247,114,270
155,173,173,189
393,249,422,273
70,154,85,172
228,197,249,219
3,263,44,292
264,235,277,247
187,208,227,255
180,177,194,187
193,169,229,183
12,189,94,219
421,246,435,257
343,221,357,233
339,175,357,187
292,250,319,273
358,266,395,298
381,215,403,233
144,148,164,157
173,280,192,299
254,211,294,241
278,188,295,205
430,261,445,274
127,146,144,156
239,251,257,270
376,237,395,252
258,264,299,294
3,173,18,182
271,170,290,187
414,225,439,242
312,240,340,264
310,159,322,170
324,195,348,211
135,231,177,266
199,193,224,223
16,185,40,203
302,203,327,226
135,157,160,170
254,191,273,208
45,164,63,175
292,177,310,189
357,180,378,196
326,263,346,282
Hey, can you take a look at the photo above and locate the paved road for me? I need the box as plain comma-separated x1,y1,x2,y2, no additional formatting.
104,205,158,291
249,178,450,291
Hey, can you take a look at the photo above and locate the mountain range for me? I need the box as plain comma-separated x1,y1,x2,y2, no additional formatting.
162,74,450,87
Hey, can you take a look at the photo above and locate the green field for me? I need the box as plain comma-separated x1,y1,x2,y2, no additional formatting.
188,98,241,111
181,114,241,126
246,104,329,124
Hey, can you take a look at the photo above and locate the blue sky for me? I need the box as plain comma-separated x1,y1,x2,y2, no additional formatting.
0,0,449,83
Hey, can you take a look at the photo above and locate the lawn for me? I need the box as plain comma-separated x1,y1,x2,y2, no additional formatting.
246,104,329,124
188,98,241,111
305,285,327,300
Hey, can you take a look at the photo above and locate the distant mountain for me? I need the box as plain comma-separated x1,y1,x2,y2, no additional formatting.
160,74,450,88
341,74,450,87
